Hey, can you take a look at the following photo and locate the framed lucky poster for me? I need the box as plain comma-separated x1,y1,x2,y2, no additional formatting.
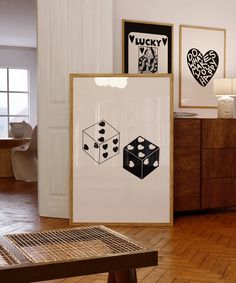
70,74,173,225
122,20,173,74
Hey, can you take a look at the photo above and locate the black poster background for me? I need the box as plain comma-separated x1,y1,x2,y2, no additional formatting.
123,21,172,74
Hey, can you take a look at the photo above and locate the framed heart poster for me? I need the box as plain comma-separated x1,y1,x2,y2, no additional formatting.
122,20,173,74
70,74,173,225
179,25,226,108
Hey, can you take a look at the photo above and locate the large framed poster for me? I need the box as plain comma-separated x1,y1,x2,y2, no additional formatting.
179,25,226,108
70,74,173,225
122,20,173,74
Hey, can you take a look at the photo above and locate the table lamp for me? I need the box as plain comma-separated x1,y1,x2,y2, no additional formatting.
213,78,236,118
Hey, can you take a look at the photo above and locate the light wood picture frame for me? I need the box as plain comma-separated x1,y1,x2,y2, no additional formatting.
179,25,226,108
70,74,173,226
122,20,173,74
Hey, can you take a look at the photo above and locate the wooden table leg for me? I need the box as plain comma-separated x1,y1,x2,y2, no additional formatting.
108,268,137,283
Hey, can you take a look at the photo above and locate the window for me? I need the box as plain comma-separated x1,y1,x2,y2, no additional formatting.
0,68,29,138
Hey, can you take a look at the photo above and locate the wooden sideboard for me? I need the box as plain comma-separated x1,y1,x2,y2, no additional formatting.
174,118,236,212
0,138,29,177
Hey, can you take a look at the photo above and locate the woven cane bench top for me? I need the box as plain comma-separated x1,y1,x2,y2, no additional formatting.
5,225,146,264
0,242,20,267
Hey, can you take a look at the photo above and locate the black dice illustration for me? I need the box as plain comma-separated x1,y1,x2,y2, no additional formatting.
123,136,160,179
82,120,120,164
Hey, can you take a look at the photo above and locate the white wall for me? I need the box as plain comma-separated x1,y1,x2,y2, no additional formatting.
0,0,36,47
0,46,37,126
113,0,236,117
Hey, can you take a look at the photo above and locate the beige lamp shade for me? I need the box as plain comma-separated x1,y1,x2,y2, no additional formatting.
213,78,233,96
213,78,235,118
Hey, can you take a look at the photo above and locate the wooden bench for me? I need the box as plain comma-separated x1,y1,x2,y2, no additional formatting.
0,225,158,283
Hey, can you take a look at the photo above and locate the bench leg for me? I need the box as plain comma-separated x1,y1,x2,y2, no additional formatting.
108,268,137,283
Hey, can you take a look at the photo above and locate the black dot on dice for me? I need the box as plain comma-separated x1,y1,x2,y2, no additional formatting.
98,137,105,142
94,142,99,149
99,129,105,134
99,121,105,127
113,146,118,153
83,144,89,150
103,144,108,150
113,138,118,144
103,152,108,158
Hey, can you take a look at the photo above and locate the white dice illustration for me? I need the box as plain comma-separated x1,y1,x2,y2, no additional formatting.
82,120,120,164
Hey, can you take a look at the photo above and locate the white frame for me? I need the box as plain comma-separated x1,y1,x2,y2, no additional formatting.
70,74,173,226
179,25,226,108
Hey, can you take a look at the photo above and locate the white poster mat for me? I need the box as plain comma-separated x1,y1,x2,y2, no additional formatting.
71,75,172,225
180,25,226,108
128,32,168,73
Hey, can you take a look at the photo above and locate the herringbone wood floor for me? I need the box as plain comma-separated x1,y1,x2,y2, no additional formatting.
1,178,236,283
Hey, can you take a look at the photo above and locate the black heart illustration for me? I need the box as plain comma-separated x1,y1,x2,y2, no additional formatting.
94,142,99,149
140,47,145,54
99,121,105,127
98,137,105,142
129,34,135,43
162,37,168,46
83,144,89,150
103,152,108,158
113,138,118,145
187,48,219,87
99,129,105,134
103,144,108,150
113,146,118,153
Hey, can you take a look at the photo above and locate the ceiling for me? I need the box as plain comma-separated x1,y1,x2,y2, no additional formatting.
0,0,36,48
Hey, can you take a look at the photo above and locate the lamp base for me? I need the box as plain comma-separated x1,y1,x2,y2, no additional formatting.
217,96,234,118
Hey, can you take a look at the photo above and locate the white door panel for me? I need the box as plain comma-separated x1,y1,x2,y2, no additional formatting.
37,0,113,218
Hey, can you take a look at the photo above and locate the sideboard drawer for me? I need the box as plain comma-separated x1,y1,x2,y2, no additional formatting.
201,178,236,209
202,119,236,148
202,149,236,179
